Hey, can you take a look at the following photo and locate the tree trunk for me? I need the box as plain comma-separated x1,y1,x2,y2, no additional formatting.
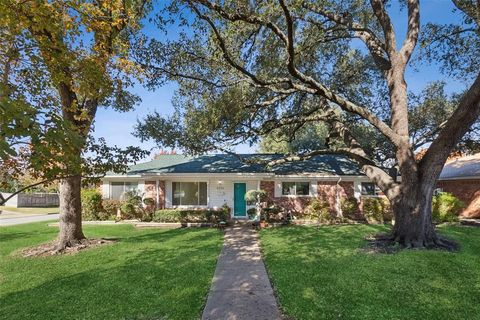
57,175,85,250
389,179,456,250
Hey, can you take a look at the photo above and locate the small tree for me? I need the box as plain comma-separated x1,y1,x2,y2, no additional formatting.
1,0,150,250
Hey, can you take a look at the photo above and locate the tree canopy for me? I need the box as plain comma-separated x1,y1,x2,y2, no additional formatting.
0,1,149,196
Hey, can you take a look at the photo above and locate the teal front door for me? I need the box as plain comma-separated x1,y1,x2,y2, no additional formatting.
233,183,247,217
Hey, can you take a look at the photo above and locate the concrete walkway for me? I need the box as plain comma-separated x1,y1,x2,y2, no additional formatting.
202,226,282,320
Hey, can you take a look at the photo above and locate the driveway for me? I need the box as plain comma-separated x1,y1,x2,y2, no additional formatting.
0,211,60,226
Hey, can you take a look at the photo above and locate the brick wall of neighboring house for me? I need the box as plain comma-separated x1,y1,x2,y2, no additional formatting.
260,180,355,215
436,179,480,218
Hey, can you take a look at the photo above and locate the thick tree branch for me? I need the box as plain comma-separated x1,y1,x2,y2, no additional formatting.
192,0,289,44
370,0,397,56
303,3,391,70
0,177,62,206
420,70,480,178
399,0,420,63
328,120,399,197
189,3,291,89
278,0,403,147
189,0,403,146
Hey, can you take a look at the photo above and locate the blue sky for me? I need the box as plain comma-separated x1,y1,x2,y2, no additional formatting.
92,0,468,159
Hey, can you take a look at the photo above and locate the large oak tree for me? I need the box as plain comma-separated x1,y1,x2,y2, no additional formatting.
136,0,480,249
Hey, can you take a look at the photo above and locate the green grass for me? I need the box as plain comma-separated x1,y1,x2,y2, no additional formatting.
0,222,223,320
0,206,59,214
260,224,480,320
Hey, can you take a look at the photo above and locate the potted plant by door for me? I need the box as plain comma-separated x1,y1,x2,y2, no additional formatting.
245,190,268,228
259,211,268,228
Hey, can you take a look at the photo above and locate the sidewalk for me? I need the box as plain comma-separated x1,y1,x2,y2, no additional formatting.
0,211,59,226
202,225,282,320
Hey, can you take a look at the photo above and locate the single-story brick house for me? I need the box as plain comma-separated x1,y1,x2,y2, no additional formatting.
101,154,382,218
436,153,480,218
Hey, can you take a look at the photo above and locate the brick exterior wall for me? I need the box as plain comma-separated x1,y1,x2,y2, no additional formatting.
260,180,309,212
436,179,480,218
260,180,355,215
144,181,156,199
260,181,275,199
317,181,354,214
158,181,166,209
144,180,166,209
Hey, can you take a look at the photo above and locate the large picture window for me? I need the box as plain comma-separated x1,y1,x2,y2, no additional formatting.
282,182,310,196
110,182,138,200
172,182,207,206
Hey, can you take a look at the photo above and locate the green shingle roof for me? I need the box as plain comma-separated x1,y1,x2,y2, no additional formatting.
116,154,364,176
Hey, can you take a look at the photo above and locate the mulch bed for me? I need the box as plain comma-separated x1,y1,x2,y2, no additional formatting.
19,238,116,258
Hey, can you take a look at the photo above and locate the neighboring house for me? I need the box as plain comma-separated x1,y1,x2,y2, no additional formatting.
101,154,380,218
436,153,480,218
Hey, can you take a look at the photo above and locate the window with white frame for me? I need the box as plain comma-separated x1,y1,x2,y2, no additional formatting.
172,182,207,206
361,182,378,196
281,182,310,196
110,182,138,200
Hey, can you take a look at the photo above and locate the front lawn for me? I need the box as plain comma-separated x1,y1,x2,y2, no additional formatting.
0,222,223,320
260,224,480,320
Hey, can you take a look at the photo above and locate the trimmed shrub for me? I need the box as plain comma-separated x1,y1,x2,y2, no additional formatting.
102,199,122,219
152,208,230,223
142,197,156,222
120,203,136,219
304,198,331,223
97,211,116,221
341,197,360,220
219,204,230,222
121,190,142,203
81,189,103,221
152,209,182,222
121,190,143,219
381,199,394,222
244,190,268,205
262,206,282,222
143,197,155,206
362,197,393,224
432,192,464,223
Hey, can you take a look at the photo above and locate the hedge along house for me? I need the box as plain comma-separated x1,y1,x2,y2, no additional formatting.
436,153,480,218
101,154,384,218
